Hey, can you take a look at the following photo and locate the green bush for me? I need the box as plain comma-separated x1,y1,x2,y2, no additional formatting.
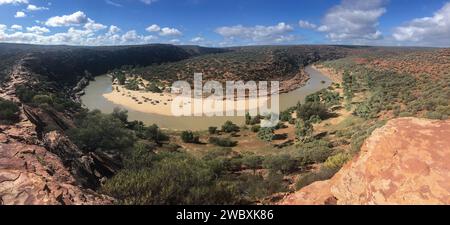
103,153,240,205
297,140,333,166
295,166,339,190
251,125,261,133
263,154,298,174
257,127,274,142
222,121,240,133
209,137,237,147
208,127,218,134
68,110,135,152
0,98,20,124
181,130,199,143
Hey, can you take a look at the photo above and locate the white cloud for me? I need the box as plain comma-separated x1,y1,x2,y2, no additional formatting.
146,24,160,32
45,11,89,27
105,0,122,7
190,36,204,43
11,24,22,30
0,0,28,5
146,24,182,36
215,22,294,43
26,26,50,34
159,27,182,36
140,0,158,5
14,11,26,18
0,24,7,31
26,4,48,11
314,0,387,42
84,19,107,32
108,25,121,34
299,20,317,29
393,2,450,47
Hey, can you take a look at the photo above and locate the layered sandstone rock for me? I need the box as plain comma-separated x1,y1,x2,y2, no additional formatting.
0,136,113,205
281,118,450,205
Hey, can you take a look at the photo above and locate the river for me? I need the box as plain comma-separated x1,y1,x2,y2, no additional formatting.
81,65,332,130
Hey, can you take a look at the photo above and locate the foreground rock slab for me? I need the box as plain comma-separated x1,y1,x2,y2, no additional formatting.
281,118,450,205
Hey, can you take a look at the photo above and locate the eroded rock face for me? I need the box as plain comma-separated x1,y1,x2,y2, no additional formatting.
281,118,450,205
0,138,113,205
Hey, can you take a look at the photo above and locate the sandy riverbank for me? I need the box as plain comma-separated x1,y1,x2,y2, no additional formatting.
103,84,270,116
312,65,342,83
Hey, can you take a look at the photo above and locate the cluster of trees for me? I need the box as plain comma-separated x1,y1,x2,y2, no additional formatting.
15,85,81,112
0,98,20,125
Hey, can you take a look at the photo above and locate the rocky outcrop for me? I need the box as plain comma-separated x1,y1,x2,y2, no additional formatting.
1,61,116,204
0,134,113,205
43,131,120,189
281,118,450,205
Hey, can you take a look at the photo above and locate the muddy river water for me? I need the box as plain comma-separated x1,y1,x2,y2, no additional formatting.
81,65,332,130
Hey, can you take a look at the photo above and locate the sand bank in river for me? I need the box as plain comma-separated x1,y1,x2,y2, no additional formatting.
103,85,270,116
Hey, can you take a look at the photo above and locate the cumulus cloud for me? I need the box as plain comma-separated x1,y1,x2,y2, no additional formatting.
190,36,204,43
45,11,89,27
312,0,387,42
108,25,121,34
146,24,160,32
84,19,107,32
146,24,182,36
11,24,22,30
26,26,50,34
298,20,317,29
215,22,294,44
392,2,450,46
0,0,28,5
26,4,48,11
159,27,182,36
14,11,26,18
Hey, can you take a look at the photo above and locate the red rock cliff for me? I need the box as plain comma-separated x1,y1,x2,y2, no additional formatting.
281,118,450,205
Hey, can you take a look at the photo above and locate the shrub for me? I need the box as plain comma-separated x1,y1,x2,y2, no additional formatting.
323,153,350,170
297,140,333,166
257,127,274,142
222,121,240,133
102,153,240,205
208,127,218,134
181,131,199,143
68,110,135,152
146,83,162,93
251,125,261,133
0,98,20,124
263,154,298,174
295,119,313,143
32,94,53,105
209,137,237,147
242,155,263,174
296,102,329,121
295,166,339,190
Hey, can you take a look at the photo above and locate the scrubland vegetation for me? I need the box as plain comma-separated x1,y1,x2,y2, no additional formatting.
2,43,448,205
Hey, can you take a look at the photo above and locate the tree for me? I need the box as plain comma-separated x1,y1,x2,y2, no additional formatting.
295,119,313,143
0,98,20,125
112,107,128,124
68,110,135,152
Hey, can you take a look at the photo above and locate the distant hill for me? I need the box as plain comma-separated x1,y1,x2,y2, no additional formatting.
0,43,228,86
134,45,356,85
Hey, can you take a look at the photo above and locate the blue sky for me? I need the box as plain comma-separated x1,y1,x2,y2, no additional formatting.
0,0,449,47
